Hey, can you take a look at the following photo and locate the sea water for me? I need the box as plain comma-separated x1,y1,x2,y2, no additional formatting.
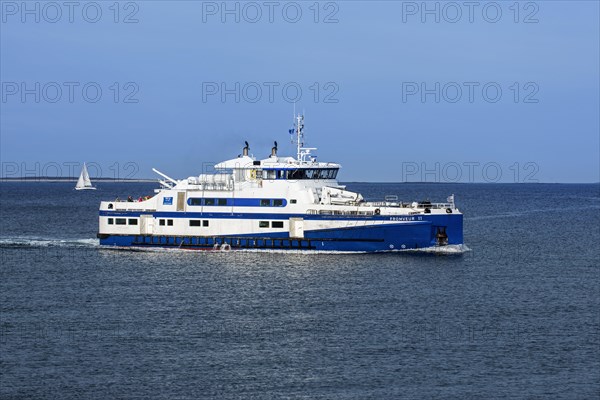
1,182,599,399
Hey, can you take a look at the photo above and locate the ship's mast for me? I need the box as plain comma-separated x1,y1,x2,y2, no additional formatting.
296,113,304,162
290,112,316,164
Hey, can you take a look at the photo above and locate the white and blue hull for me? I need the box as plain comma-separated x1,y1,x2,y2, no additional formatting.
98,210,463,252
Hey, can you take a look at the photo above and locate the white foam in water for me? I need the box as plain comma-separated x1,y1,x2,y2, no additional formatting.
467,205,600,222
101,244,470,255
0,236,469,255
101,245,365,255
0,237,99,248
400,244,472,254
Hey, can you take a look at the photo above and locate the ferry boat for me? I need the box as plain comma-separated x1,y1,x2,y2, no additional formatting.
97,115,463,252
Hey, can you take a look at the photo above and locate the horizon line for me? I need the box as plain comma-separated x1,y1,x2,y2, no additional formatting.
1,177,599,185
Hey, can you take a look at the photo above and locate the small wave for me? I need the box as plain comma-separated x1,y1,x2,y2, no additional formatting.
0,237,98,249
466,205,600,221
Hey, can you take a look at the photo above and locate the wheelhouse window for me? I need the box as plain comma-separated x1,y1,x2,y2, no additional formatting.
204,199,215,206
217,198,227,206
260,199,271,207
273,199,283,207
264,168,338,180
189,198,202,206
288,169,303,180
116,218,126,225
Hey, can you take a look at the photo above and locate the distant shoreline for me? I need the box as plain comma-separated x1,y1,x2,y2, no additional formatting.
0,178,598,184
0,178,156,183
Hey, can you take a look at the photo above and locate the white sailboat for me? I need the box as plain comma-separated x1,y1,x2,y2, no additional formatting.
75,162,96,190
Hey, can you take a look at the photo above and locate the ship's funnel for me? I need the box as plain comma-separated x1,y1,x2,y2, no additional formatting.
243,141,249,156
271,141,278,157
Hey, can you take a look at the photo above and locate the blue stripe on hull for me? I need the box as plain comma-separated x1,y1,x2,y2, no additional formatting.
100,210,455,223
99,215,463,252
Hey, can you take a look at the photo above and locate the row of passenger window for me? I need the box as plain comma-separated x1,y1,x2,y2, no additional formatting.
107,218,209,227
160,219,210,227
189,198,228,206
259,221,284,228
189,220,210,227
108,218,281,228
188,198,287,207
260,199,284,207
108,218,137,225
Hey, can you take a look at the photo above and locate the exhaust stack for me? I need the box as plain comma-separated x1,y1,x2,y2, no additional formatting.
271,141,278,157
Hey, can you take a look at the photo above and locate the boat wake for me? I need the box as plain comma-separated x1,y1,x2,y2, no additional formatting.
466,205,600,222
0,237,470,256
100,246,367,255
400,244,471,255
0,237,99,249
98,244,471,255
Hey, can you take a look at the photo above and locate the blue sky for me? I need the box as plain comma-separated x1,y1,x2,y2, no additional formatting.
1,1,599,182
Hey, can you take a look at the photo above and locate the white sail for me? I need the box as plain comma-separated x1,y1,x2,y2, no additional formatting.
75,163,96,190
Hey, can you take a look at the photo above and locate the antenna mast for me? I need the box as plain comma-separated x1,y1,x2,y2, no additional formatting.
288,112,316,163
296,113,304,162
